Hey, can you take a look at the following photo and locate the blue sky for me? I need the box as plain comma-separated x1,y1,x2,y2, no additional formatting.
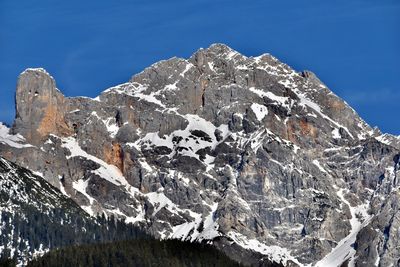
1,0,399,134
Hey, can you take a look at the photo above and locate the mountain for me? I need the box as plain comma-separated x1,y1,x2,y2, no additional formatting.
0,156,147,265
0,154,241,267
0,155,89,264
1,43,399,266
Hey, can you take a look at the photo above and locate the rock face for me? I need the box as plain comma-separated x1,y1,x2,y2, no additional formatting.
1,44,400,266
14,68,72,144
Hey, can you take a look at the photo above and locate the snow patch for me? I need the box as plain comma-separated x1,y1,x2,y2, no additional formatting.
164,82,178,92
249,87,292,110
72,179,95,216
332,128,341,139
105,82,166,108
251,103,268,121
102,117,119,138
227,231,305,267
21,68,50,76
170,202,221,242
376,134,395,146
312,160,328,174
146,191,175,216
0,123,33,149
138,114,230,167
61,137,128,186
180,62,194,77
208,62,215,71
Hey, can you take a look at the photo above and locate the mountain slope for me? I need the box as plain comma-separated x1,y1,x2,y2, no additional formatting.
1,43,399,266
0,156,146,265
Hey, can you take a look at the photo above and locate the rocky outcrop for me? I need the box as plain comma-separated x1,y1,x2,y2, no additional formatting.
13,68,73,144
1,44,399,266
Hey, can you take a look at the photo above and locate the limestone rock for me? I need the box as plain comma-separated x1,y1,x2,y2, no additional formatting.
1,44,399,266
13,68,72,144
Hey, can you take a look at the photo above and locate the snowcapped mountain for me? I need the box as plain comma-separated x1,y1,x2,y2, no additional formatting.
1,43,399,266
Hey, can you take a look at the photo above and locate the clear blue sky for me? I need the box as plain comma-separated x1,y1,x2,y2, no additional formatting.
1,0,399,134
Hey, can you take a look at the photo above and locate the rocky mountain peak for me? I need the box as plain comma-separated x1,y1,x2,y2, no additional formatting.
190,43,242,64
1,44,400,266
16,68,58,99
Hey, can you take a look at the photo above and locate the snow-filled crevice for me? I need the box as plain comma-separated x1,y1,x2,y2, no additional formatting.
315,188,372,267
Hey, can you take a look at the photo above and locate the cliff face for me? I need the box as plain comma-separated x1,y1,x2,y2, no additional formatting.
14,68,73,144
1,44,400,266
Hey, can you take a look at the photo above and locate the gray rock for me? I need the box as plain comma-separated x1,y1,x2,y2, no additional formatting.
1,44,399,266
